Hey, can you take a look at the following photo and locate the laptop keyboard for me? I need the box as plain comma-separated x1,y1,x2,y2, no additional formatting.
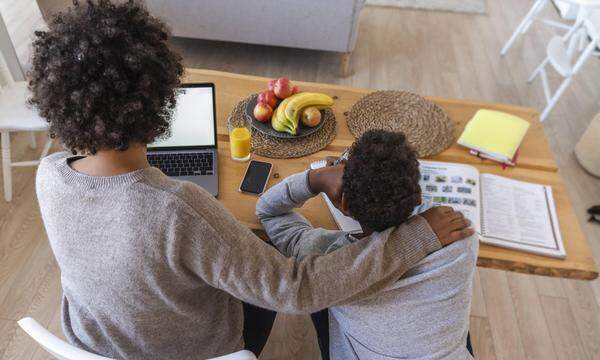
147,152,214,177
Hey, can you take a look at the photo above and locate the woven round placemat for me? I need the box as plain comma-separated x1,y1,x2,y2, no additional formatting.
346,91,454,157
227,94,336,159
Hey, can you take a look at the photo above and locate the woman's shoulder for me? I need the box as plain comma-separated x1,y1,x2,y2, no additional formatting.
38,151,71,171
140,170,212,199
137,170,222,217
42,151,71,162
36,151,72,188
137,172,246,248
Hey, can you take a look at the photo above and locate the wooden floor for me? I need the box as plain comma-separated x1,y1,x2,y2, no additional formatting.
2,1,600,359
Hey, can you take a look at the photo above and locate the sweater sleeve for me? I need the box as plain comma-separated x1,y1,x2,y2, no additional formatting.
255,170,353,259
179,182,441,314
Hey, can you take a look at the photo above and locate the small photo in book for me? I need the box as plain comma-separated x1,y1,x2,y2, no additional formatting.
442,185,453,193
433,196,448,204
463,198,477,207
425,185,438,192
448,197,462,204
451,176,463,184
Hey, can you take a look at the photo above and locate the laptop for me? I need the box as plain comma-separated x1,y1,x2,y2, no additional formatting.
147,83,219,196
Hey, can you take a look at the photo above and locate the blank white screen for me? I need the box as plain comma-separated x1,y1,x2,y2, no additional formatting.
150,86,215,147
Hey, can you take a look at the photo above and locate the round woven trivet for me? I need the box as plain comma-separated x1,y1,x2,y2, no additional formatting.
227,94,336,159
346,91,454,157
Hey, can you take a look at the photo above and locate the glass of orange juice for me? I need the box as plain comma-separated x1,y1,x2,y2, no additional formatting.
229,119,252,162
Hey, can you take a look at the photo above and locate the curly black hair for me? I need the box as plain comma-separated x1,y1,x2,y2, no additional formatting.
343,130,422,232
28,0,183,154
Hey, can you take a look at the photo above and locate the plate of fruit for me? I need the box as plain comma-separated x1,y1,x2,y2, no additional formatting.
246,77,334,139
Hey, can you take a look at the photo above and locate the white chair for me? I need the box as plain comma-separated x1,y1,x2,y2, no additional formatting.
527,8,600,120
0,51,53,202
500,0,600,56
18,317,258,360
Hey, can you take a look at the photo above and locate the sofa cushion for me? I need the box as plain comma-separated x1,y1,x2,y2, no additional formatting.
145,0,365,53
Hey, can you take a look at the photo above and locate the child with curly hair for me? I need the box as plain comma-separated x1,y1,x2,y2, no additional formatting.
257,129,478,359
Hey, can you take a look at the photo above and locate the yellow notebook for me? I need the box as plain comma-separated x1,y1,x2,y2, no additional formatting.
458,109,530,161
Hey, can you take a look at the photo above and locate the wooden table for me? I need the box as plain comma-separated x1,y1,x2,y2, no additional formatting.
184,68,599,281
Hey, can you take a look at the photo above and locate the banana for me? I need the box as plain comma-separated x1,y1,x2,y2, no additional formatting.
284,93,334,127
271,99,296,135
271,106,285,132
271,94,302,135
270,92,334,135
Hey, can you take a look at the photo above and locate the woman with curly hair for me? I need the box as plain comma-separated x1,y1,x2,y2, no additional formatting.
31,1,472,359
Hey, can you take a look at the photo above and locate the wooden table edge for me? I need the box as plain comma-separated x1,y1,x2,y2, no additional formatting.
476,257,599,280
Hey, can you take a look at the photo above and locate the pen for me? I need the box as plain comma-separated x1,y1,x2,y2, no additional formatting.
333,148,350,166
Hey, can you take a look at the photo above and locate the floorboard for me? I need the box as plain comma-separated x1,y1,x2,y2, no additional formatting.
506,272,557,360
540,296,588,360
479,268,526,360
469,316,497,360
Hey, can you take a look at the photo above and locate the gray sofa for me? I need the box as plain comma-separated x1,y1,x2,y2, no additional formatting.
144,0,365,75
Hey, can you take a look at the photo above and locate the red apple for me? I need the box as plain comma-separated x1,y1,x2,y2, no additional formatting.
301,107,321,127
291,85,300,95
258,90,277,108
273,77,293,99
253,102,273,123
267,79,276,91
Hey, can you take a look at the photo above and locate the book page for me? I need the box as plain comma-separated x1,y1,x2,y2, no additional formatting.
321,193,362,233
415,161,482,234
480,174,561,250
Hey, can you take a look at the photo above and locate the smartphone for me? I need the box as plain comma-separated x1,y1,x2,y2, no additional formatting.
239,160,273,195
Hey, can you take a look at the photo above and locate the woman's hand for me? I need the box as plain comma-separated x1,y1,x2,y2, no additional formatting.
420,206,474,246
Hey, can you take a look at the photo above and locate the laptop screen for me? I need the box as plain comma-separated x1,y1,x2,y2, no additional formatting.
149,85,216,148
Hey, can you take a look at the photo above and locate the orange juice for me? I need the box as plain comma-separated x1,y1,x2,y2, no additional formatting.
229,127,251,161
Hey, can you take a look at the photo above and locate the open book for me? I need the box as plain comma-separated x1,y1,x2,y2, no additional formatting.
311,160,566,258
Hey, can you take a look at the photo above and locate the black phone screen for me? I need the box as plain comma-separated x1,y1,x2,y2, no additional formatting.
240,160,272,194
